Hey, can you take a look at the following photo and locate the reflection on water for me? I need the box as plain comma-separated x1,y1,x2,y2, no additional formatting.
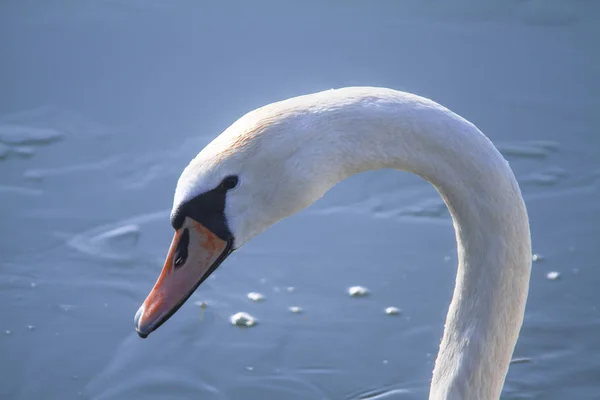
1,1,599,399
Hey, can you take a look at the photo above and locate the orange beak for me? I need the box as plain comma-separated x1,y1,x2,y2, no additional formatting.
134,217,232,338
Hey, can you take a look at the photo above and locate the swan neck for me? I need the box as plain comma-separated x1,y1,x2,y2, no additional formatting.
310,95,532,399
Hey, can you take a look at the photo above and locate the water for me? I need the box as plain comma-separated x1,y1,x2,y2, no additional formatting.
1,1,599,399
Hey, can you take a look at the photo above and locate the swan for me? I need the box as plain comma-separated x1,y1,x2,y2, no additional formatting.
134,87,531,399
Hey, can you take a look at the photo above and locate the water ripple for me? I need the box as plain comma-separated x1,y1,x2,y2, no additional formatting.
67,209,168,261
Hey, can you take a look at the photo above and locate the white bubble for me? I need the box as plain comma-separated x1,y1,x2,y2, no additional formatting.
546,271,561,280
247,292,265,302
385,306,401,315
230,312,257,327
348,286,369,297
289,306,303,314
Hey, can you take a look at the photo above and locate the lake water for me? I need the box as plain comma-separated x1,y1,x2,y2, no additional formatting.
1,1,599,399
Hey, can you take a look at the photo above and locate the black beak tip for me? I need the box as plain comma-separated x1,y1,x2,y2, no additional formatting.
136,329,149,339
134,306,151,339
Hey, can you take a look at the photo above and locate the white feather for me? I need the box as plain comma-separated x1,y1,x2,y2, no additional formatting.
174,86,531,400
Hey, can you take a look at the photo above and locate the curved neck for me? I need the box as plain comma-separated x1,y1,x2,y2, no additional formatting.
295,90,532,399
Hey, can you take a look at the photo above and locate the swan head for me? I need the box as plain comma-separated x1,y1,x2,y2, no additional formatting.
134,105,341,338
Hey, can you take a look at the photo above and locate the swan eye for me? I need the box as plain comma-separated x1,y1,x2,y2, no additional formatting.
220,175,239,190
173,228,189,268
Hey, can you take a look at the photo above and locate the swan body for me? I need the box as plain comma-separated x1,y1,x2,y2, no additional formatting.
134,87,532,400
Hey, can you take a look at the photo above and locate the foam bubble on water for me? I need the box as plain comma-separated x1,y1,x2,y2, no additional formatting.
546,271,561,280
286,286,295,293
247,292,265,302
5,330,11,335
289,306,303,314
348,286,369,297
532,253,544,262
26,325,35,331
230,312,257,327
385,306,401,316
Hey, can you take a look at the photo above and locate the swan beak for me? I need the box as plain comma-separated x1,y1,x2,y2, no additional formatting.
134,218,232,338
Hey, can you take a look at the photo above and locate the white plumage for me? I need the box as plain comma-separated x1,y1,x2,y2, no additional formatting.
173,87,532,399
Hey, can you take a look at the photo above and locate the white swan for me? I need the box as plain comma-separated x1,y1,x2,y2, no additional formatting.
134,87,531,399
